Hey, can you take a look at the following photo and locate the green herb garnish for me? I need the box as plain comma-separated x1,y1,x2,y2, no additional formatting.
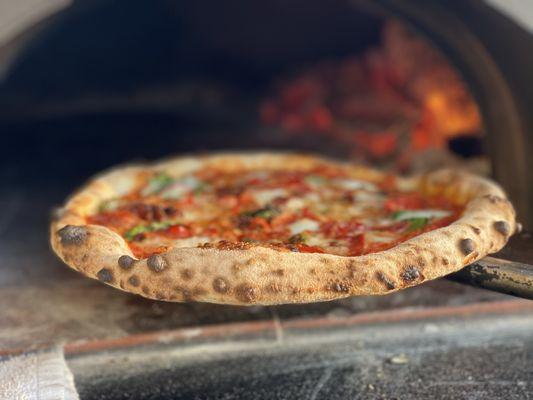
99,198,120,212
407,217,428,231
305,175,326,186
124,221,173,240
141,173,173,196
240,205,280,221
288,233,309,244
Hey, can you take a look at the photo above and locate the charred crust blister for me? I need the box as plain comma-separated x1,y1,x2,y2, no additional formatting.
493,221,510,236
118,255,136,270
331,282,350,293
400,266,420,283
375,271,396,290
97,268,113,283
57,225,87,245
459,238,475,255
147,254,167,272
128,275,140,287
213,277,229,293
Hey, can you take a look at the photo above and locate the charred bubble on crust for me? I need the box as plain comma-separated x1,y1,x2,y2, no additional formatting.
213,277,229,293
493,221,511,236
331,281,350,293
128,275,140,287
118,255,136,270
459,238,475,255
400,266,420,283
235,283,257,303
97,268,113,283
376,271,396,290
147,254,167,272
57,225,87,245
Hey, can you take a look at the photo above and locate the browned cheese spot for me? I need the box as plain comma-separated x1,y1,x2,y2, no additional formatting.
181,269,194,280
235,283,258,303
147,254,167,272
97,268,113,283
375,271,396,290
442,258,449,266
128,275,140,287
273,269,285,276
493,220,510,236
213,277,229,293
118,255,136,270
459,238,475,255
141,286,150,295
57,225,88,246
400,266,421,283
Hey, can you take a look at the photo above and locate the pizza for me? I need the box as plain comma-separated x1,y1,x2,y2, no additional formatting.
50,152,518,305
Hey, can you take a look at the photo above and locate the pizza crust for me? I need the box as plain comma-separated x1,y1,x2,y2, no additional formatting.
50,152,517,305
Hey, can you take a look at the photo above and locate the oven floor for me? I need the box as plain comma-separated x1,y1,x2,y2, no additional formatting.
1,155,532,399
69,309,533,400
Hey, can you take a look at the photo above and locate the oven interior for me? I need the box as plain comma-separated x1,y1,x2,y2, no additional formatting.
1,1,533,399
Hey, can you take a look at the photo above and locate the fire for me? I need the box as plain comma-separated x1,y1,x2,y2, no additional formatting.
260,19,482,170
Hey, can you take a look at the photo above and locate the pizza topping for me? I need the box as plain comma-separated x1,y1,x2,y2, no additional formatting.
332,178,377,191
288,218,320,235
392,209,452,221
141,173,173,196
99,198,121,212
86,165,462,258
251,188,288,206
160,176,203,199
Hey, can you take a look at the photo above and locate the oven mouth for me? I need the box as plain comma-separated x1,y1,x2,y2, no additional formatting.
0,0,529,224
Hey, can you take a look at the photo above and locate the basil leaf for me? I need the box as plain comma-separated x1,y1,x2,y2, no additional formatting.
141,173,173,196
124,221,173,240
99,198,120,212
124,225,150,240
407,217,428,231
305,175,326,186
288,233,309,244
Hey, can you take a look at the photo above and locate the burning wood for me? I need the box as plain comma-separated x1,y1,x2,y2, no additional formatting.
260,20,482,171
